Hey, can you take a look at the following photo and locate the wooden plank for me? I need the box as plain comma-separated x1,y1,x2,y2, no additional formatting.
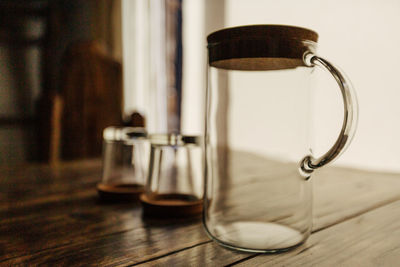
2,217,208,266
312,166,400,230
0,160,111,260
0,164,102,225
135,167,400,266
235,199,400,266
0,193,146,261
0,159,101,185
1,160,400,266
0,160,209,265
0,159,101,204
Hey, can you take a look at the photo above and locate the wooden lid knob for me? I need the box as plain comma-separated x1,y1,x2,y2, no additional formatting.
207,25,318,71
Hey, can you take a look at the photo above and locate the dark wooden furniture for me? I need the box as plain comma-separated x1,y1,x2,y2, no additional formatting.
60,41,123,160
1,160,400,265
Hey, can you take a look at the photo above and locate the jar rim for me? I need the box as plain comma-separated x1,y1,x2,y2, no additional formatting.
149,133,202,146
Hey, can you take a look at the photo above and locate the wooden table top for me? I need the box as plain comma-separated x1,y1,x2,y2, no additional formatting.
1,159,400,266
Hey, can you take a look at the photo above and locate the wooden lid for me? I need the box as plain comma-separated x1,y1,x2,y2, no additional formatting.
207,25,318,71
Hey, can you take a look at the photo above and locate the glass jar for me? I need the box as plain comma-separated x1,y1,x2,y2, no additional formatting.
97,127,148,201
203,25,358,252
140,134,203,217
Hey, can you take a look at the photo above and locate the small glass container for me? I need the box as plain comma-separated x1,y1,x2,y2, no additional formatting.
140,134,203,217
97,127,148,201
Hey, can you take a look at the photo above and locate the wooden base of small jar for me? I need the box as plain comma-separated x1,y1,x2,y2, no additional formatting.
97,183,144,202
140,193,203,218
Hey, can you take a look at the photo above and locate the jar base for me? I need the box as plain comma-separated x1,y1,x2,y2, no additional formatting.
97,183,144,202
140,193,203,218
209,221,308,253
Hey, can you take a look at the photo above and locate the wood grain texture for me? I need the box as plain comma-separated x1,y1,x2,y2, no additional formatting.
236,199,400,266
1,160,400,266
0,160,208,266
207,25,318,71
141,167,400,266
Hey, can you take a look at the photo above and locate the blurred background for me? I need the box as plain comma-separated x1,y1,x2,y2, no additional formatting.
0,0,123,163
1,0,399,173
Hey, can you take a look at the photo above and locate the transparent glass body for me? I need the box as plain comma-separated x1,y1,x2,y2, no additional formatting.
146,134,203,200
204,66,314,252
101,127,149,189
140,134,203,217
203,24,358,253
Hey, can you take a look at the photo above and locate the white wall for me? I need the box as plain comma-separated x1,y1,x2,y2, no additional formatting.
123,0,400,172
122,0,208,134
122,0,149,117
225,0,400,172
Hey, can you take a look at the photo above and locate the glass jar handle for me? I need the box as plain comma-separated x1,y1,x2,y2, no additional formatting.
301,52,359,174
